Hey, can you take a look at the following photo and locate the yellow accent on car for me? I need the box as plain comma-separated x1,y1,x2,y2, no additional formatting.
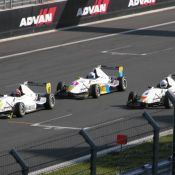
99,84,106,94
46,82,51,94
119,66,123,72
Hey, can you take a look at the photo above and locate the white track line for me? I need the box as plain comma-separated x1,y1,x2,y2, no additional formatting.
101,45,131,53
32,124,81,130
84,117,124,130
108,52,146,56
0,20,175,60
31,113,72,126
102,47,173,56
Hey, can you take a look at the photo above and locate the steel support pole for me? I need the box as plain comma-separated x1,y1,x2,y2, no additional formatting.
80,129,97,175
10,149,29,175
143,111,160,175
166,90,175,175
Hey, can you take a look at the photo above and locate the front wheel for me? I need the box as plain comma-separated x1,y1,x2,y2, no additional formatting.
14,102,25,118
118,77,127,91
45,94,55,109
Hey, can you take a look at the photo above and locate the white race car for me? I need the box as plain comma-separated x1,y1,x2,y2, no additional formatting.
127,75,175,108
55,65,127,99
0,81,55,118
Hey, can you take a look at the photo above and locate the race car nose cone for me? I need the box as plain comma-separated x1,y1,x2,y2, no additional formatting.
140,96,147,102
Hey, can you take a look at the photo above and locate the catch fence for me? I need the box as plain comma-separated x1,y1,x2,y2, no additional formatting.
0,111,172,175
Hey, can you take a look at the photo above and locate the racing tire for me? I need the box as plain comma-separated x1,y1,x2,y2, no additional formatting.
14,102,25,118
56,81,65,92
91,84,100,98
128,91,137,103
118,77,127,91
164,93,173,109
45,93,55,109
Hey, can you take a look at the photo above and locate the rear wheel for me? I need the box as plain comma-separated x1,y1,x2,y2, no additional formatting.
118,77,127,91
14,102,25,118
91,84,100,98
45,94,55,109
164,93,173,109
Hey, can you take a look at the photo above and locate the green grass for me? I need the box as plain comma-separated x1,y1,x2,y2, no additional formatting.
46,135,172,175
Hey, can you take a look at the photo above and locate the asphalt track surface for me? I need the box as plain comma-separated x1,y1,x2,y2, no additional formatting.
0,7,175,159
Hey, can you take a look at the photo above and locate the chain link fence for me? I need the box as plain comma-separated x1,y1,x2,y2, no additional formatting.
86,114,154,175
0,111,172,175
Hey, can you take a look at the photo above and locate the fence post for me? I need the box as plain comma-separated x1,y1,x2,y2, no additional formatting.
10,148,29,175
80,129,97,175
143,111,160,175
166,90,175,175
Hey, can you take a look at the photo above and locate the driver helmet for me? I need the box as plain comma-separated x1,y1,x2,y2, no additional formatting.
160,79,168,89
88,72,95,79
15,88,21,97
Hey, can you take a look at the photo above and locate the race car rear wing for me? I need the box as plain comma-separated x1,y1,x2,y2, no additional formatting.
24,81,51,94
101,65,124,78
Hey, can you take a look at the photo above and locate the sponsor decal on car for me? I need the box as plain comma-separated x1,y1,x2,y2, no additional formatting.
128,0,156,7
77,0,110,17
19,7,57,27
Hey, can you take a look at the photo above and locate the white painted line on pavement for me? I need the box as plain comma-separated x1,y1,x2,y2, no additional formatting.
142,47,174,55
0,20,175,60
32,124,81,130
84,117,124,130
31,113,72,126
30,113,82,131
102,46,174,56
101,45,131,53
1,6,175,43
106,51,146,56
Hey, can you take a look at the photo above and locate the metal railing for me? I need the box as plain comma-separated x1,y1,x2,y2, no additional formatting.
122,158,172,175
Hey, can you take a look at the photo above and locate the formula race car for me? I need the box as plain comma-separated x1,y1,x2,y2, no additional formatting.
127,75,175,109
0,81,55,118
55,65,127,99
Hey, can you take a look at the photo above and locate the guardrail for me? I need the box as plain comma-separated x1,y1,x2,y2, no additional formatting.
122,158,172,175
